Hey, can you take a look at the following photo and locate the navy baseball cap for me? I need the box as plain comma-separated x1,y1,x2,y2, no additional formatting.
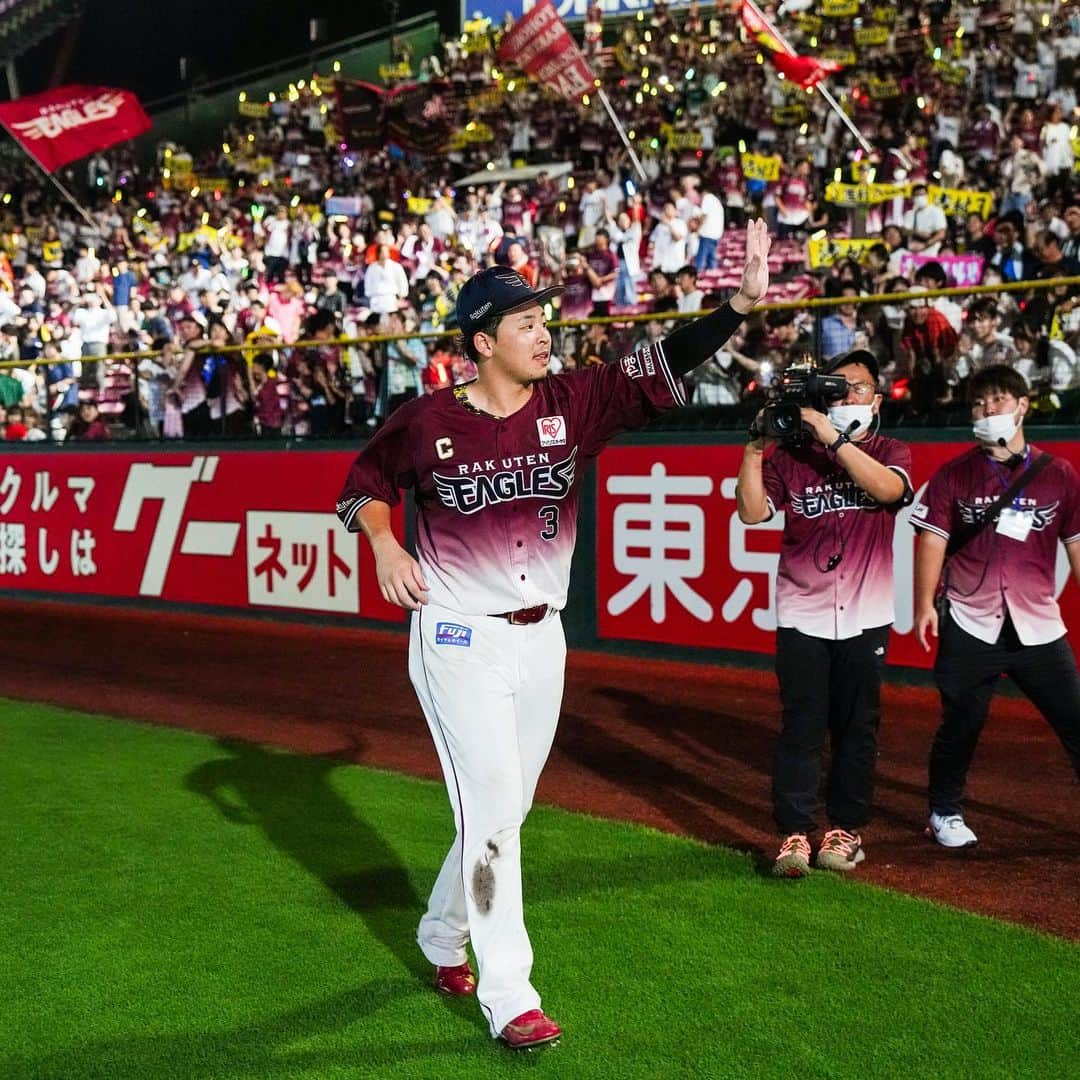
456,267,563,346
825,348,880,383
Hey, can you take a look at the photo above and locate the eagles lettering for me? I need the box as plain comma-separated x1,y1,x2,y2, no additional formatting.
958,499,1059,531
433,448,578,514
790,479,878,518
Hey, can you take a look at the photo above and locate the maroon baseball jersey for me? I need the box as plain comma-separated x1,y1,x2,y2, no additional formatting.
763,434,913,640
911,445,1080,645
337,341,686,615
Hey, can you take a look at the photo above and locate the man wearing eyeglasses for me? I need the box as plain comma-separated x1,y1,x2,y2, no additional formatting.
736,349,913,878
911,365,1080,849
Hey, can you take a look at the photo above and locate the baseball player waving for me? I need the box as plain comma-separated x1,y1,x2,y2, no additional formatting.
337,221,770,1049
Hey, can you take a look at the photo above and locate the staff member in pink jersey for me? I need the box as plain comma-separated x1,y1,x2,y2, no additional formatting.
912,365,1080,849
736,350,913,878
338,224,771,1050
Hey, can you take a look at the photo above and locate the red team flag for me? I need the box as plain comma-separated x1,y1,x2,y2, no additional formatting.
740,0,842,89
498,0,596,102
0,84,151,173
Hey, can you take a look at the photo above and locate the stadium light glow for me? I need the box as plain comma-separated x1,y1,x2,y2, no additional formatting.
238,91,247,102
333,60,341,72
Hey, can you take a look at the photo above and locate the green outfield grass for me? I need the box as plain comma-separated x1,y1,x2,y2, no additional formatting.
2,699,1076,1080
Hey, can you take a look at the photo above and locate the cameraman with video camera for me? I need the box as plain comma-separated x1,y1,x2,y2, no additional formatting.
736,350,913,878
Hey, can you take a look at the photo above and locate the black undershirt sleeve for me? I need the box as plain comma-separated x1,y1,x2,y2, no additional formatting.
659,302,747,379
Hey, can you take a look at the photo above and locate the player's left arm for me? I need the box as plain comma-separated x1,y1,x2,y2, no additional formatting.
658,219,770,377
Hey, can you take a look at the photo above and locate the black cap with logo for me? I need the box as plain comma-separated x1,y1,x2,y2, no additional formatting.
455,267,563,349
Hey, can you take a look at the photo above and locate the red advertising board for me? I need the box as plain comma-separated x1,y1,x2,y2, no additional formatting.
596,441,1080,669
0,451,404,623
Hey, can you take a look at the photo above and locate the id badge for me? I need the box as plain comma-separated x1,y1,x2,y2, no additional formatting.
996,507,1034,541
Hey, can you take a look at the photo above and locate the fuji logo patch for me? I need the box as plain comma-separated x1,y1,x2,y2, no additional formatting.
435,622,472,647
537,415,566,447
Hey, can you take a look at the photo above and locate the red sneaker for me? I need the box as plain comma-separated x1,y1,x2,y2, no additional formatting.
499,1009,562,1050
433,962,476,996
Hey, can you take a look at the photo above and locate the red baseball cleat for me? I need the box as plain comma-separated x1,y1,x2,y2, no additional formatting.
434,962,476,996
499,1009,562,1050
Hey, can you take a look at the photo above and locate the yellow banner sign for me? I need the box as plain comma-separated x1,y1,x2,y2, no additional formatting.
379,61,412,81
771,104,808,127
794,13,823,33
807,236,879,268
825,181,911,206
933,59,967,85
447,122,494,150
855,25,890,46
194,177,231,192
821,47,857,66
870,4,897,23
928,184,993,219
406,196,433,215
821,0,859,16
661,123,704,149
238,101,270,118
867,75,901,99
741,151,781,183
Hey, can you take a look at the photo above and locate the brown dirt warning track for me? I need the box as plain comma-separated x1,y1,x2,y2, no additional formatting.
3,600,1077,939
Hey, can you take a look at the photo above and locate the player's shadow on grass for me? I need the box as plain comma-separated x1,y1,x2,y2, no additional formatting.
184,737,426,980
557,687,777,856
1,980,478,1080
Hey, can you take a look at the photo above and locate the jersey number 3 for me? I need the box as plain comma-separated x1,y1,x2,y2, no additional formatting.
538,504,560,542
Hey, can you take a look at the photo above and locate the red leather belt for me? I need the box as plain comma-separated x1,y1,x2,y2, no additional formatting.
490,604,551,625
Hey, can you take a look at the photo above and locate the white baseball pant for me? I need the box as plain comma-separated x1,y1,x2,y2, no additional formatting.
409,600,565,1037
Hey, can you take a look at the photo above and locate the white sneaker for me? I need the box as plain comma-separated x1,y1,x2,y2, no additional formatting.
927,812,978,849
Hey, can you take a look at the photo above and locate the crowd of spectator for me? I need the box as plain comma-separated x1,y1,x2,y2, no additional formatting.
0,0,1079,442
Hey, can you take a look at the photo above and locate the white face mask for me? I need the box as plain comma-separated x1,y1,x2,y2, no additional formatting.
914,194,929,209
828,403,875,436
973,409,1022,446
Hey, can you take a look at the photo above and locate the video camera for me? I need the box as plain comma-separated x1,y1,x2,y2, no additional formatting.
756,359,850,442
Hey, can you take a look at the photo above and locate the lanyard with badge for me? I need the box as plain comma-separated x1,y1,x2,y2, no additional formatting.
987,447,1037,541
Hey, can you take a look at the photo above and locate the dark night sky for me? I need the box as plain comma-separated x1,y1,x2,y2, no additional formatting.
18,0,458,103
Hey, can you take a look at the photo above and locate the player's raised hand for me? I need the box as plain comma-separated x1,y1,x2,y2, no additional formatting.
373,537,430,610
732,218,771,312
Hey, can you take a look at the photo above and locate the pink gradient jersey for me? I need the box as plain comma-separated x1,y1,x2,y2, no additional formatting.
763,434,913,640
911,445,1080,645
338,342,686,616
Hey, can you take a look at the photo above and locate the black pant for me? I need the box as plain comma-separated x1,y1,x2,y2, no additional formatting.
773,625,891,835
265,256,288,284
929,614,1080,815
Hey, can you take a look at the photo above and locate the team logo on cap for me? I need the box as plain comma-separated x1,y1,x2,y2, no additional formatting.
469,301,493,320
537,415,566,447
492,270,528,288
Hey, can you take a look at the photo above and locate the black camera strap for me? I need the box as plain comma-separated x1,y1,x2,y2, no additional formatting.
944,451,1051,559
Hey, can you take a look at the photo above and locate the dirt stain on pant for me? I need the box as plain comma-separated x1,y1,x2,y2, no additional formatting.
472,840,499,913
